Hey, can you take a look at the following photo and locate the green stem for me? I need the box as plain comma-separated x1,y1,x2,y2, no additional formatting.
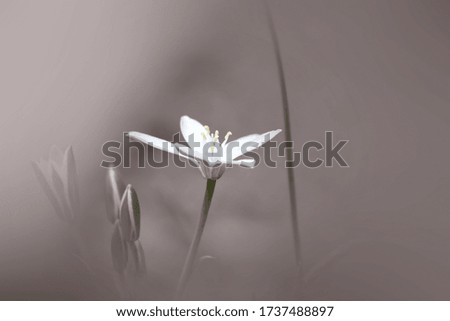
175,179,217,299
263,0,302,273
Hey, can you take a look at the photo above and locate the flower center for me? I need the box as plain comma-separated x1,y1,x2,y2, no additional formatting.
201,125,232,152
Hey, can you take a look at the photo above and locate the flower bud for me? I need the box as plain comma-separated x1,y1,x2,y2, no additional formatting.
119,184,141,242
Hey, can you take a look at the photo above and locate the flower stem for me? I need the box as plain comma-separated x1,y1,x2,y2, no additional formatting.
263,1,302,273
175,179,217,299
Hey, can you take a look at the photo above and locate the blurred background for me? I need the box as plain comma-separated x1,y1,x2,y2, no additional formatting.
0,0,449,300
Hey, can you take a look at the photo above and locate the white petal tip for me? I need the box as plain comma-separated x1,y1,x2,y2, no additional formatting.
179,115,191,125
127,131,145,141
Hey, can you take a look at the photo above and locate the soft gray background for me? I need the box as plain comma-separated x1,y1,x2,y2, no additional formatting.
0,0,449,300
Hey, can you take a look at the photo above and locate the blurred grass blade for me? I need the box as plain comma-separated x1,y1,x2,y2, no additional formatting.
64,146,80,216
119,185,141,242
264,0,302,271
111,221,128,273
105,167,126,224
31,161,64,220
49,145,64,167
51,163,72,220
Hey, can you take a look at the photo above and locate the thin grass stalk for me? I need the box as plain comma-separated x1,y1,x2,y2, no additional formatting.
175,179,216,299
263,0,302,273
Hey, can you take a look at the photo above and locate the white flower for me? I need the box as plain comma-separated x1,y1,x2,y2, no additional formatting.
128,115,282,180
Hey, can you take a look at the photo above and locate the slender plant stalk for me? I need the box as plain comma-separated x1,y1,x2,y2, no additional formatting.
175,179,217,299
263,1,302,273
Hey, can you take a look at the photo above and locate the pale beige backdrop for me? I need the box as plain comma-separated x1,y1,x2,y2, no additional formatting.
0,0,449,299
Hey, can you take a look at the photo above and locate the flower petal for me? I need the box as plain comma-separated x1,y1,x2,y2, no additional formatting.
223,129,282,160
232,158,256,168
180,115,211,151
176,145,201,164
176,144,222,165
128,131,188,159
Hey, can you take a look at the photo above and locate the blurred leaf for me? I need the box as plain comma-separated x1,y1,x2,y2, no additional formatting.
64,146,80,216
111,222,128,273
49,145,64,167
105,167,126,224
136,241,147,274
31,161,64,220
127,241,147,276
50,163,72,220
119,185,140,242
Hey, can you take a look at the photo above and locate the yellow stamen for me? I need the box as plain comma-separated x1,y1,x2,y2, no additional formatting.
213,130,219,142
222,131,232,145
201,124,232,148
201,125,211,141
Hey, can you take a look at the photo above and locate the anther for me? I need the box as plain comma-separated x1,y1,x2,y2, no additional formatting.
222,131,232,145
